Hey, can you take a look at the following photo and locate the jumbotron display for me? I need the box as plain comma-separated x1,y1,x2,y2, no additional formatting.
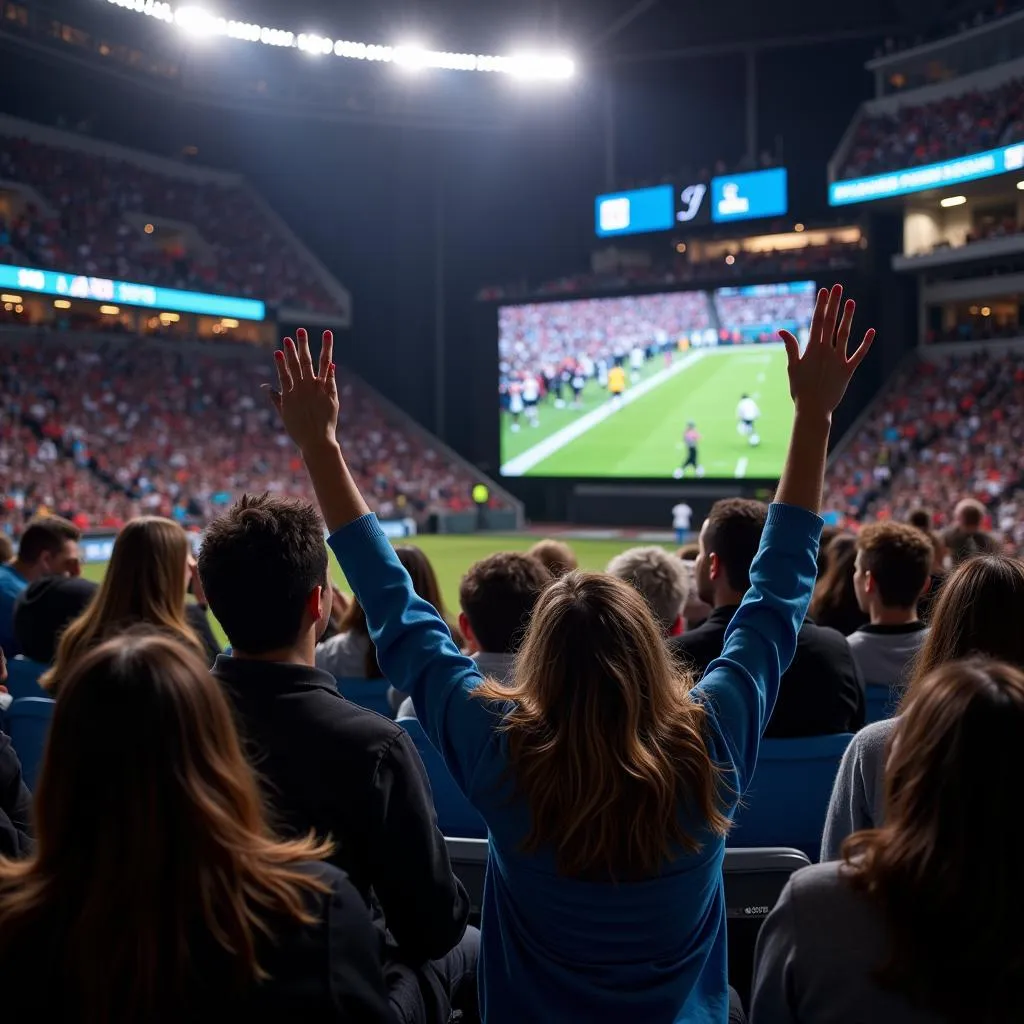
498,281,817,479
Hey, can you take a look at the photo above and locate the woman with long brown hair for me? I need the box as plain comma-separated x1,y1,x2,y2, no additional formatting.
0,631,392,1023
270,288,873,1021
753,657,1024,1023
821,553,1024,860
41,517,207,694
809,532,868,635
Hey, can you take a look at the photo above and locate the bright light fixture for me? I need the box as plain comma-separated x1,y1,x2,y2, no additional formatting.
940,195,967,208
54,299,72,309
1017,180,1024,190
103,0,575,79
99,305,120,314
1,294,22,303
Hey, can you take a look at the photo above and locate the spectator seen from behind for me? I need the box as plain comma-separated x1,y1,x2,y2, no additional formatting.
672,498,864,738
0,647,32,858
198,493,476,1024
821,554,1024,860
13,576,97,666
0,631,393,1023
943,497,1001,565
274,287,872,1022
607,546,691,636
40,518,204,695
753,658,1024,1024
848,523,933,689
809,533,869,636
526,538,578,577
0,517,81,657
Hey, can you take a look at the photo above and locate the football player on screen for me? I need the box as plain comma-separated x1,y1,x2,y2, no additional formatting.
736,393,762,447
673,422,705,479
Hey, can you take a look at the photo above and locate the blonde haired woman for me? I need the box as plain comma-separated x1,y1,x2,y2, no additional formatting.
42,517,205,694
271,288,874,1023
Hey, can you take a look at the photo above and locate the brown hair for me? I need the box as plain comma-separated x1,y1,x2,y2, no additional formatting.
526,539,578,577
0,631,332,1023
199,494,328,655
703,498,767,592
843,659,1024,1022
856,522,933,609
17,516,80,564
475,570,728,880
459,552,551,655
809,533,865,634
901,555,1024,710
0,533,13,564
340,545,454,678
42,518,201,694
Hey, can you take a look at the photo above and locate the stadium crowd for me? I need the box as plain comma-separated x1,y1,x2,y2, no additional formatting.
5,294,1024,1023
0,336,490,539
0,134,341,312
841,75,1024,177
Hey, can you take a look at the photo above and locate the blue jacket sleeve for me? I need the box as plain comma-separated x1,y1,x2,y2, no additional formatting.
694,502,822,801
327,515,500,802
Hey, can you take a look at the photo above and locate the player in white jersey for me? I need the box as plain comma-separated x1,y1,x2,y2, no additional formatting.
736,394,762,447
630,345,645,382
521,375,540,427
671,502,693,545
597,358,609,389
508,383,524,432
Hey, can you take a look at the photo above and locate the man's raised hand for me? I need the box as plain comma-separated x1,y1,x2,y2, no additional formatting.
780,284,875,422
267,327,340,452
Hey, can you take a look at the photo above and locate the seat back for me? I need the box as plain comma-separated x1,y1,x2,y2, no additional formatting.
335,677,394,718
5,657,47,700
399,717,487,839
7,696,56,790
731,734,853,860
444,837,489,920
723,846,810,1005
864,683,901,725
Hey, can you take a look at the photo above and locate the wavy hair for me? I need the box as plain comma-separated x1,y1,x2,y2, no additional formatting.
0,631,332,1024
42,517,202,694
843,658,1024,1022
475,570,728,880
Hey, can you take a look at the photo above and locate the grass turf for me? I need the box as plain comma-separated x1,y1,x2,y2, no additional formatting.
82,533,675,650
501,346,792,479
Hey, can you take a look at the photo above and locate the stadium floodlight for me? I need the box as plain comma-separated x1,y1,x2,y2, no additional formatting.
102,0,576,80
940,195,967,208
1017,180,1024,190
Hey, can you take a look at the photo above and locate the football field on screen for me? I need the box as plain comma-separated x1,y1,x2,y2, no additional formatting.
500,345,792,479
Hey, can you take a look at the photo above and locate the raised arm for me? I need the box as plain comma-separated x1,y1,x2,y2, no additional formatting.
268,329,498,796
696,285,875,796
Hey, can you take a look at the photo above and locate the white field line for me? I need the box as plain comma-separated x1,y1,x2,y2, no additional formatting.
500,351,707,477
735,456,749,478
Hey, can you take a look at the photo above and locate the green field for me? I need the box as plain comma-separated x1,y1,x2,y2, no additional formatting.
83,534,674,650
501,346,792,479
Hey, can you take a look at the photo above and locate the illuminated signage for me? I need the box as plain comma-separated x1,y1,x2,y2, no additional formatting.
829,142,1024,205
595,185,675,237
710,168,789,223
0,263,266,320
676,183,708,223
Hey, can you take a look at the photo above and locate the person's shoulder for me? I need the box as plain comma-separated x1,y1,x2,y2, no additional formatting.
798,619,853,653
849,718,897,758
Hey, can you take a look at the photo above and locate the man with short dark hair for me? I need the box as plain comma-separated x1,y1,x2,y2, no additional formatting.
199,493,476,1024
849,522,932,688
607,546,691,636
943,498,1000,565
0,517,81,657
13,575,98,665
670,498,863,737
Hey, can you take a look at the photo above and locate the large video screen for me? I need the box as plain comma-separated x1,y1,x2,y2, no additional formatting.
498,281,817,479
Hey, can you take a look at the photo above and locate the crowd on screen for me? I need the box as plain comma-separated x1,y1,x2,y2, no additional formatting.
0,135,341,313
3,293,1024,1023
0,337,492,538
841,75,1024,178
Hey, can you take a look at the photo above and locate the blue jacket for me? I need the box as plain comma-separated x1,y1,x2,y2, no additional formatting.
328,502,821,1023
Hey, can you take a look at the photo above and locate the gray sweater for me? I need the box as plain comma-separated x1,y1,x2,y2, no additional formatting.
846,622,928,689
820,719,895,861
751,861,940,1024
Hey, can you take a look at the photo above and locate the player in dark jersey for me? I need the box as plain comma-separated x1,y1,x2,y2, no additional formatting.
673,422,704,479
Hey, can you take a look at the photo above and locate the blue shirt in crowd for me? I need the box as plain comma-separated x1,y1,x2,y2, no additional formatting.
0,563,28,658
328,502,821,1024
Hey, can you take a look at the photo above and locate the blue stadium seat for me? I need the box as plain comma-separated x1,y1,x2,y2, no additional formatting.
864,683,901,725
730,734,853,861
5,657,47,701
335,677,394,718
7,696,55,791
399,717,487,839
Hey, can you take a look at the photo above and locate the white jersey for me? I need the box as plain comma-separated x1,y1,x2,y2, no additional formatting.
737,398,761,423
522,377,540,402
630,346,645,369
509,391,524,414
672,503,693,531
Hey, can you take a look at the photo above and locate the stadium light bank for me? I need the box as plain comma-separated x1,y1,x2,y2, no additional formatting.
102,0,577,80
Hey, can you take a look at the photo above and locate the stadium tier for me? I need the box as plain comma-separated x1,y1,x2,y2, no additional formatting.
0,332,503,535
0,116,348,317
